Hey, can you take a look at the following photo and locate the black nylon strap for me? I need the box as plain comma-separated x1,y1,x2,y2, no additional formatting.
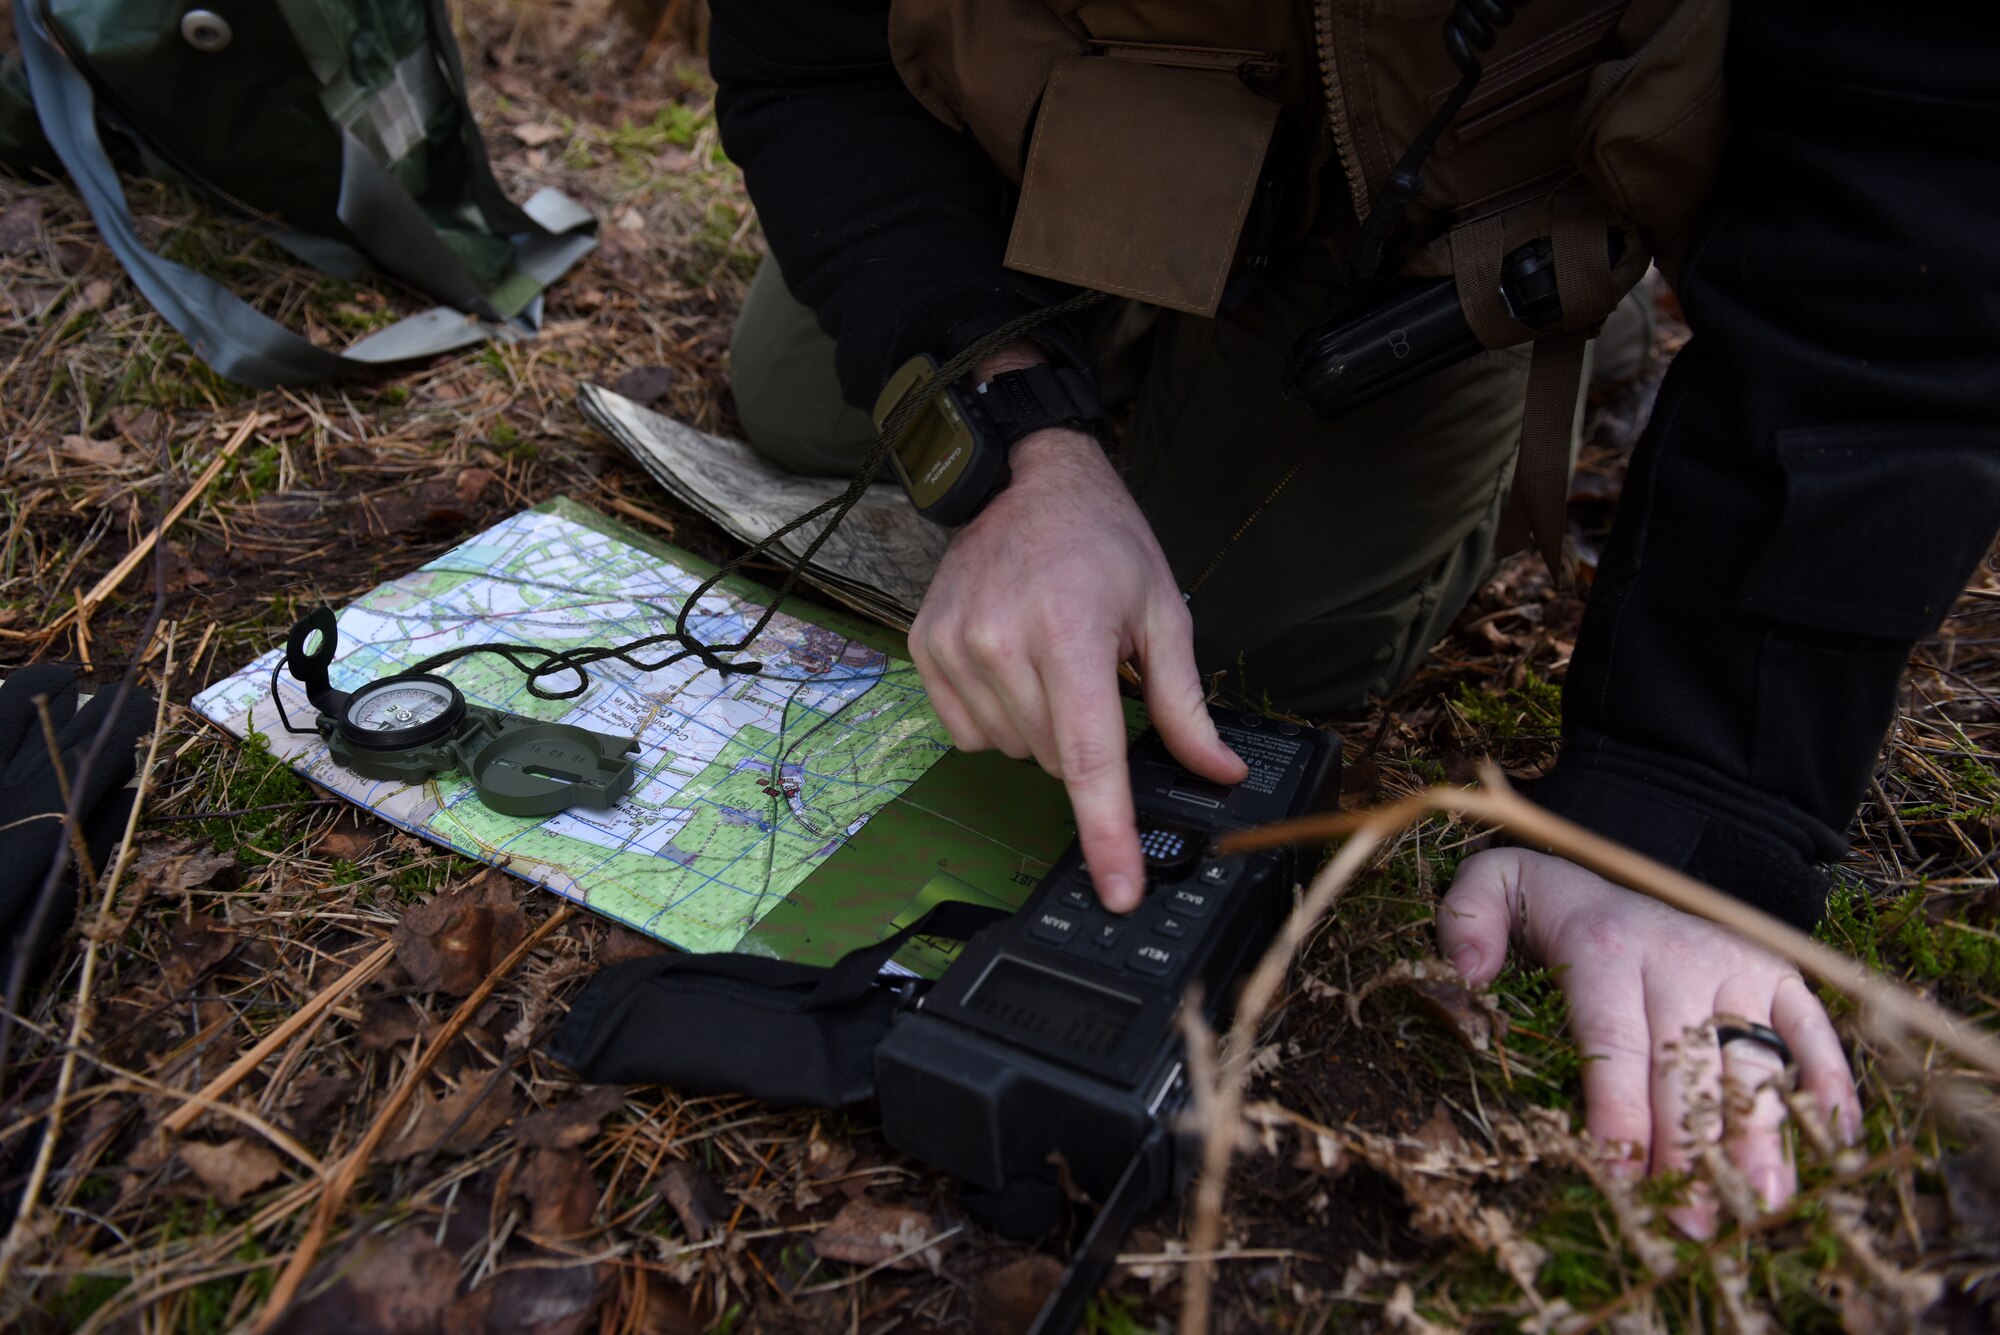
804,898,1011,1009
974,363,1109,447
546,898,1010,1088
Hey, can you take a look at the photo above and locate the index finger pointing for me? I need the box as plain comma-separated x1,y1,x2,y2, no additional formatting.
1043,651,1143,914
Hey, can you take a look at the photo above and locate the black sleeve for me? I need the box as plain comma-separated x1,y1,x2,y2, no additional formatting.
708,0,1091,408
1535,2,2000,930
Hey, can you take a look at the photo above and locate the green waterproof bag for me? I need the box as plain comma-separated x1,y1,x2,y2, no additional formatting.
4,0,596,387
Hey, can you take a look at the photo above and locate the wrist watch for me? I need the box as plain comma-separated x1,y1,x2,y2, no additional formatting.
873,355,1107,527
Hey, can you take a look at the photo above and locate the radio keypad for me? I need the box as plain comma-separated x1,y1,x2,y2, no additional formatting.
1025,841,1271,982
1028,910,1081,944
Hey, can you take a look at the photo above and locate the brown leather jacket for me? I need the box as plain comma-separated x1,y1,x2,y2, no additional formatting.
891,0,1727,327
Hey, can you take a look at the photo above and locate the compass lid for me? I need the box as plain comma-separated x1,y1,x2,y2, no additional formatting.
466,723,640,818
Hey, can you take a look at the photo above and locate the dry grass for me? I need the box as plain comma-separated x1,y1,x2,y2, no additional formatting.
3,3,1998,1332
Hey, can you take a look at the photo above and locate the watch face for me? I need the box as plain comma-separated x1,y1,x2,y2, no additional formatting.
339,675,464,749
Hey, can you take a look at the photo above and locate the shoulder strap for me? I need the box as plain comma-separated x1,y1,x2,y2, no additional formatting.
1448,198,1622,585
545,899,1010,1104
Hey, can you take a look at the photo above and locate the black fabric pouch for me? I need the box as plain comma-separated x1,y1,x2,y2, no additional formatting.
548,900,1008,1108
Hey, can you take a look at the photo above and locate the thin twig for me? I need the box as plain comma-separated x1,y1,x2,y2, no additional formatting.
1180,814,1398,1335
0,627,175,1292
250,905,576,1332
49,412,266,638
161,939,395,1136
32,697,99,888
1219,773,2000,1080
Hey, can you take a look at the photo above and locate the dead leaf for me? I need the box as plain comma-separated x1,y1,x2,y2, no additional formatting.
282,1070,359,1138
516,1147,598,1238
455,466,499,509
515,1085,624,1150
1349,957,1508,1053
599,924,667,966
78,278,114,310
314,819,379,862
129,838,239,899
803,1122,855,1181
357,996,429,1050
274,1230,459,1335
1411,1102,1473,1159
656,1160,726,1243
811,1197,950,1272
160,541,214,594
443,1262,605,1335
58,434,128,467
972,1256,1062,1334
511,122,566,147
162,916,236,993
110,405,163,444
0,198,42,255
634,1277,705,1335
1404,975,1508,1053
178,1138,283,1206
388,1077,517,1161
610,365,674,406
656,145,694,173
395,874,529,996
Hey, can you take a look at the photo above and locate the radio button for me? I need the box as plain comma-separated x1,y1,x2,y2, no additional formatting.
1196,858,1242,889
1128,942,1177,976
1165,887,1213,918
1028,910,1080,944
1092,922,1126,950
1139,824,1199,879
1059,886,1093,912
1153,915,1187,939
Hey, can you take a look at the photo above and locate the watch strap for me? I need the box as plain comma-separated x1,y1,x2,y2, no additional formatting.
973,364,1108,447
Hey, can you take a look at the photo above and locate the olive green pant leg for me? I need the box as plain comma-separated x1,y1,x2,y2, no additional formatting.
729,253,1531,715
727,256,881,477
1119,269,1531,715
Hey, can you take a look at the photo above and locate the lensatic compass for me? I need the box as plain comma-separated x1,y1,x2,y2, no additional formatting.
278,608,640,817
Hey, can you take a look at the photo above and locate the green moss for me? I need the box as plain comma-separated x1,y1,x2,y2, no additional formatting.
1475,959,1579,1110
1453,670,1562,742
1082,1292,1148,1335
1825,883,2000,998
53,1273,129,1327
180,729,313,863
489,419,536,462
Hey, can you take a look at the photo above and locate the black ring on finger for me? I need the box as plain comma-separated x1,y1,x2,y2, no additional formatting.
1716,1021,1794,1068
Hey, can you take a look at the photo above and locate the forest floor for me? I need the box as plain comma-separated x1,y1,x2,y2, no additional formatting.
3,3,1998,1332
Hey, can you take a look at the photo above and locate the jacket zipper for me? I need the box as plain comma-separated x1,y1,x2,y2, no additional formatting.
1314,0,1369,221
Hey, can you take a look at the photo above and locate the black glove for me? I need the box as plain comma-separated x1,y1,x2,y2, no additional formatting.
0,666,155,989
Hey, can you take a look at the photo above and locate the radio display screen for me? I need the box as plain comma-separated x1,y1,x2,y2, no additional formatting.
963,956,1141,1061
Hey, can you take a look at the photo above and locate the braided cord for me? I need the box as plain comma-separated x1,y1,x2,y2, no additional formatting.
407,288,1109,697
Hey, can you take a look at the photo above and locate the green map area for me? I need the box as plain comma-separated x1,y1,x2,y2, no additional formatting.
194,498,1089,971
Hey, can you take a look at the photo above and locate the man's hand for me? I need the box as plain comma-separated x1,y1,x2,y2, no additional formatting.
1438,848,1861,1236
908,356,1245,912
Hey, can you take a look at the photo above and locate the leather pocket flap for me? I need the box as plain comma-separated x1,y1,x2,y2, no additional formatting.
1004,55,1277,318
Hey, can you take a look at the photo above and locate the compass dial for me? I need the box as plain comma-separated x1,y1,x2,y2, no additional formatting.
340,675,463,747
